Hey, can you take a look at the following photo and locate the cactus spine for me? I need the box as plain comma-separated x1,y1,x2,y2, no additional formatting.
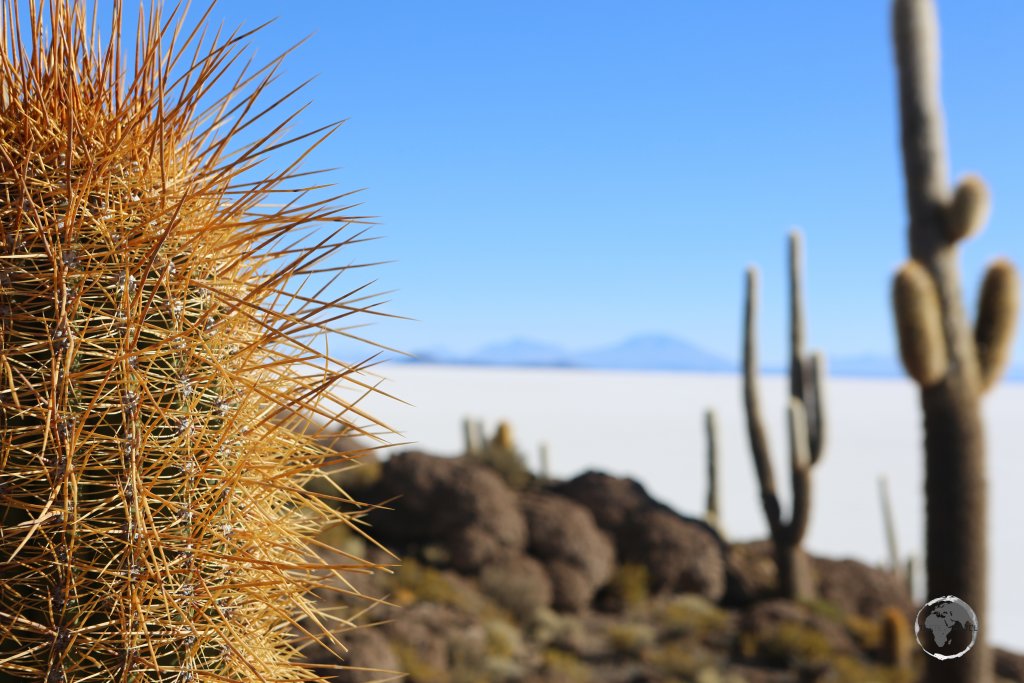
0,2,388,680
891,1,1019,680
742,230,826,601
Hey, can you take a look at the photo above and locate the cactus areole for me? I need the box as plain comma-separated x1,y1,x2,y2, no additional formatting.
0,1,390,680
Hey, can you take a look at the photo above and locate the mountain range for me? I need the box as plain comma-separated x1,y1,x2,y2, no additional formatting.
403,334,936,378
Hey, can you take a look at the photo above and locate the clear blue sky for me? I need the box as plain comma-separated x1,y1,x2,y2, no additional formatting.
125,2,1024,367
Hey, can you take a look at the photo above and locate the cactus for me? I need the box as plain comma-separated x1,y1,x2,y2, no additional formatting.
893,260,948,386
462,416,484,457
704,408,721,533
0,2,390,681
880,606,914,671
891,1,1020,681
742,230,826,601
475,420,531,489
538,441,551,482
878,475,902,578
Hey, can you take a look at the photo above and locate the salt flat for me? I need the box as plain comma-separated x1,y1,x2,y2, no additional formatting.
340,363,1024,651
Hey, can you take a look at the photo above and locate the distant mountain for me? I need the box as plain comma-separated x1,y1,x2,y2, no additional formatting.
403,337,1024,379
406,333,734,372
574,334,735,372
827,353,902,378
465,338,573,366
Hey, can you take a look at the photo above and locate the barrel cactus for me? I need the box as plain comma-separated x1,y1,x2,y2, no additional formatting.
0,1,390,680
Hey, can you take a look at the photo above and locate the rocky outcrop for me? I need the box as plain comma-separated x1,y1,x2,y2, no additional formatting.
359,451,528,572
519,491,615,611
813,557,915,620
553,470,727,601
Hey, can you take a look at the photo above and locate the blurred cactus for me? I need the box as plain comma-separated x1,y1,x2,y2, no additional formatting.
945,175,990,243
877,475,901,579
975,259,1020,391
0,2,391,680
539,442,551,482
891,1,1020,681
880,606,914,671
463,416,486,457
475,420,532,489
743,231,826,601
704,408,721,534
893,260,948,386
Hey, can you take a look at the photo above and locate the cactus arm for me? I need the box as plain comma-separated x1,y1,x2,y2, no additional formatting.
743,267,783,541
788,231,806,402
975,259,1020,392
785,398,812,547
805,352,826,463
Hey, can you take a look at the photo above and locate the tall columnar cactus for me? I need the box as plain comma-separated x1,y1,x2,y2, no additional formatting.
0,2,390,680
743,231,826,601
891,1,1020,681
703,408,720,533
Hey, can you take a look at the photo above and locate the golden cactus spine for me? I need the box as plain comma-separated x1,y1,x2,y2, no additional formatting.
0,1,390,681
891,1,1020,681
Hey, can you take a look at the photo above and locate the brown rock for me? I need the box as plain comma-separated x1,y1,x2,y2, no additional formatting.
362,451,527,572
520,491,615,610
813,557,914,620
479,554,554,619
724,540,778,606
552,472,726,602
546,560,596,612
620,507,726,601
551,471,651,532
306,627,401,683
996,647,1024,683
739,599,859,667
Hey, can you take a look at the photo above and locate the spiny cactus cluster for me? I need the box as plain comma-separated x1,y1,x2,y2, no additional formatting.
742,230,826,601
0,1,389,680
891,1,1020,681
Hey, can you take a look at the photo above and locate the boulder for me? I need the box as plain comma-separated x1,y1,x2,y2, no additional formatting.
812,557,914,620
361,451,527,572
620,507,726,600
723,540,777,607
552,471,726,602
519,491,615,610
739,599,859,667
551,471,651,533
306,627,400,683
479,554,554,619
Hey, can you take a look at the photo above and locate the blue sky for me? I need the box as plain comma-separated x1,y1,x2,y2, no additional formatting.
122,2,1024,367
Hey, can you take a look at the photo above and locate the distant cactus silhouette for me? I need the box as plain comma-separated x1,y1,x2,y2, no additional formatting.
0,1,390,680
704,408,721,534
891,1,1020,681
742,231,826,601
